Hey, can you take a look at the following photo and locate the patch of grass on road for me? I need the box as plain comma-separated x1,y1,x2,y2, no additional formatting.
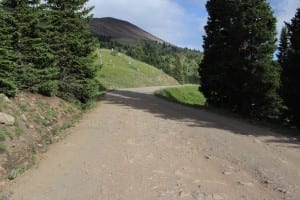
155,85,206,107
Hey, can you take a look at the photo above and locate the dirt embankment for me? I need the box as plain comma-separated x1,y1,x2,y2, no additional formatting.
0,92,81,183
3,87,300,200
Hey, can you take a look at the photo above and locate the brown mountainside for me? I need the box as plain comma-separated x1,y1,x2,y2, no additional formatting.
89,17,165,44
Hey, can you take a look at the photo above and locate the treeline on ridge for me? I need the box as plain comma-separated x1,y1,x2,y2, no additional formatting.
0,0,99,104
95,36,202,84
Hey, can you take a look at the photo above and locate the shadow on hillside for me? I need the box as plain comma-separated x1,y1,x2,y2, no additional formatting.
104,90,300,148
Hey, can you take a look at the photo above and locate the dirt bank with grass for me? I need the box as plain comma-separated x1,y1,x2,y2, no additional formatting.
0,92,81,183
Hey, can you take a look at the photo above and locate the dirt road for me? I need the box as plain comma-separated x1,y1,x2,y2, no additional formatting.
4,87,300,200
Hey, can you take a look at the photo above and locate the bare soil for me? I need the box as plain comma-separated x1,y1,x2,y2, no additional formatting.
4,87,300,200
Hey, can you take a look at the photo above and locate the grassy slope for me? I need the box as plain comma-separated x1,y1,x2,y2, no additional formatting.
95,49,178,89
155,85,206,107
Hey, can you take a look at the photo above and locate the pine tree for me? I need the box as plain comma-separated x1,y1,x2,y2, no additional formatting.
281,9,300,127
46,0,98,103
278,26,289,67
131,40,144,60
232,0,281,118
0,2,17,96
200,0,240,107
19,2,58,96
173,55,185,84
200,0,281,119
2,0,58,96
278,25,290,121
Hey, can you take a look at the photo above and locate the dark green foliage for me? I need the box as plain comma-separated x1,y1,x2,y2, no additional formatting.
38,80,59,97
47,0,98,103
278,26,289,67
280,9,300,127
95,36,202,84
200,0,238,107
2,0,58,96
0,0,98,103
201,0,281,119
173,55,185,84
0,4,17,97
1,0,59,97
0,79,17,97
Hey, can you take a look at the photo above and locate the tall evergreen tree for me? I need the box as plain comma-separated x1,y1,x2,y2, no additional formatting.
233,0,281,118
2,0,58,96
278,26,289,67
0,2,17,96
200,0,239,107
278,25,290,121
200,0,281,119
46,0,98,103
281,9,300,127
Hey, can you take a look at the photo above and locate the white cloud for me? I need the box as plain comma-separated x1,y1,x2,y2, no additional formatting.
270,0,300,32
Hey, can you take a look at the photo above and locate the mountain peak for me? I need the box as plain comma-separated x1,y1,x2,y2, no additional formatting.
89,17,165,44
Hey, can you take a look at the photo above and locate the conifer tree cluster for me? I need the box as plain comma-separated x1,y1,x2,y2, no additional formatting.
278,9,300,127
0,0,98,104
0,4,17,96
200,0,281,119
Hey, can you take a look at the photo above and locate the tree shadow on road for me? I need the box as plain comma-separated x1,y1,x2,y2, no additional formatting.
104,90,300,148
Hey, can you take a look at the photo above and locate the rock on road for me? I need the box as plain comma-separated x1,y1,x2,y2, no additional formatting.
4,87,300,200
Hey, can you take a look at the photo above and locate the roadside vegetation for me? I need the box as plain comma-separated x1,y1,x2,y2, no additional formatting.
200,1,300,131
0,0,99,181
155,86,206,108
0,0,99,105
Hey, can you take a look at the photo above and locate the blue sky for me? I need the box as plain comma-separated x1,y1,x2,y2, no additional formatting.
88,0,300,50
